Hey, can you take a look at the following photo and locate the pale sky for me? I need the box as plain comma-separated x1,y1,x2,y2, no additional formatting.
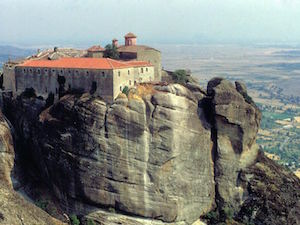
1,0,300,47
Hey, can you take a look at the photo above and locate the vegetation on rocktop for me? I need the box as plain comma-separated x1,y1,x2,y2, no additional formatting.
171,69,188,84
104,44,119,59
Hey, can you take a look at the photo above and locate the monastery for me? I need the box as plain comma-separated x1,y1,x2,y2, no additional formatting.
3,33,161,102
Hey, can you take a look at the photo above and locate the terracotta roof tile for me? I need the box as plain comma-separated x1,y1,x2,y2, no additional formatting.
124,32,137,38
87,45,105,52
18,58,152,70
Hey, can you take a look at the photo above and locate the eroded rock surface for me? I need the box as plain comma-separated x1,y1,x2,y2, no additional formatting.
3,79,299,225
6,84,215,224
0,111,14,188
206,78,262,211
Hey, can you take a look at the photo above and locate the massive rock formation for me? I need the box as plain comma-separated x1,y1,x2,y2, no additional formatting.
206,78,261,210
1,78,299,225
0,110,65,225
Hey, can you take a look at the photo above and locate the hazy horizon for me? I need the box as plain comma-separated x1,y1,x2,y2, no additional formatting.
1,0,300,47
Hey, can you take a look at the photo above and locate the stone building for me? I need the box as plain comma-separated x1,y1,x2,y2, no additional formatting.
14,57,154,102
87,45,105,58
87,33,162,81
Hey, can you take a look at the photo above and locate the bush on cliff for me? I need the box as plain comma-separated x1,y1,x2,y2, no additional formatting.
70,214,80,225
172,69,188,84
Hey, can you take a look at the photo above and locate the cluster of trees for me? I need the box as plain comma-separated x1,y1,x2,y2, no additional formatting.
104,44,119,59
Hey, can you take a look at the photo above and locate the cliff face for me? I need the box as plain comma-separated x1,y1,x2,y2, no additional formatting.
2,78,299,225
0,110,65,225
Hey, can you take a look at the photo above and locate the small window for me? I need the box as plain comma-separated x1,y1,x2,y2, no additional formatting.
69,70,71,74
45,69,48,73
45,88,48,93
37,69,41,74
68,84,71,89
61,70,63,73
52,70,55,73
120,86,122,91
129,80,132,85
146,68,148,72
118,71,121,77
141,68,143,73
134,81,137,85
29,69,32,73
23,69,26,73
86,71,89,75
102,72,105,77
128,70,130,75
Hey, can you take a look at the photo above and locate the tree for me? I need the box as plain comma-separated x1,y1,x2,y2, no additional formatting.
104,44,119,59
172,69,188,84
70,214,80,225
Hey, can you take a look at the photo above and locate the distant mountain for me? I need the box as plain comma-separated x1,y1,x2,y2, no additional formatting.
0,45,35,69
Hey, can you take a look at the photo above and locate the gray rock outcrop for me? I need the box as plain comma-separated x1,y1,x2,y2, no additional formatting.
4,78,286,225
207,78,261,210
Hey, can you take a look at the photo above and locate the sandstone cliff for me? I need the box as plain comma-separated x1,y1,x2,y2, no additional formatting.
1,78,299,225
0,110,65,225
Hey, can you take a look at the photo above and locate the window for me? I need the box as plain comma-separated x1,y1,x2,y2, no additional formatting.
69,70,71,74
29,69,32,73
120,86,122,91
129,80,132,85
146,68,148,72
61,70,63,74
45,69,48,73
37,69,41,74
45,88,47,93
23,69,26,73
128,70,130,75
102,71,105,77
86,71,89,75
118,71,121,77
52,70,55,73
134,81,137,85
141,68,144,73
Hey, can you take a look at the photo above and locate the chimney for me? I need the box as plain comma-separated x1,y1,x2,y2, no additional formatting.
112,39,118,47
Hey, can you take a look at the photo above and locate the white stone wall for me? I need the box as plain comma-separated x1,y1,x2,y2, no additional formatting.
112,67,135,99
14,64,154,102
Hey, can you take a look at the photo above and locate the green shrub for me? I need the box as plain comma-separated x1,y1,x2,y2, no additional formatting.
205,210,219,223
35,200,48,211
172,69,188,84
122,86,130,96
70,214,80,225
223,206,234,220
87,218,96,225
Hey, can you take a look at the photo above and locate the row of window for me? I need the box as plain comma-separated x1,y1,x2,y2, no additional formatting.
141,67,149,73
21,68,108,78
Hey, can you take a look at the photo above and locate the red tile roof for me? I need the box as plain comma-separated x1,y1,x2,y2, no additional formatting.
124,32,137,38
87,45,105,52
18,58,152,70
